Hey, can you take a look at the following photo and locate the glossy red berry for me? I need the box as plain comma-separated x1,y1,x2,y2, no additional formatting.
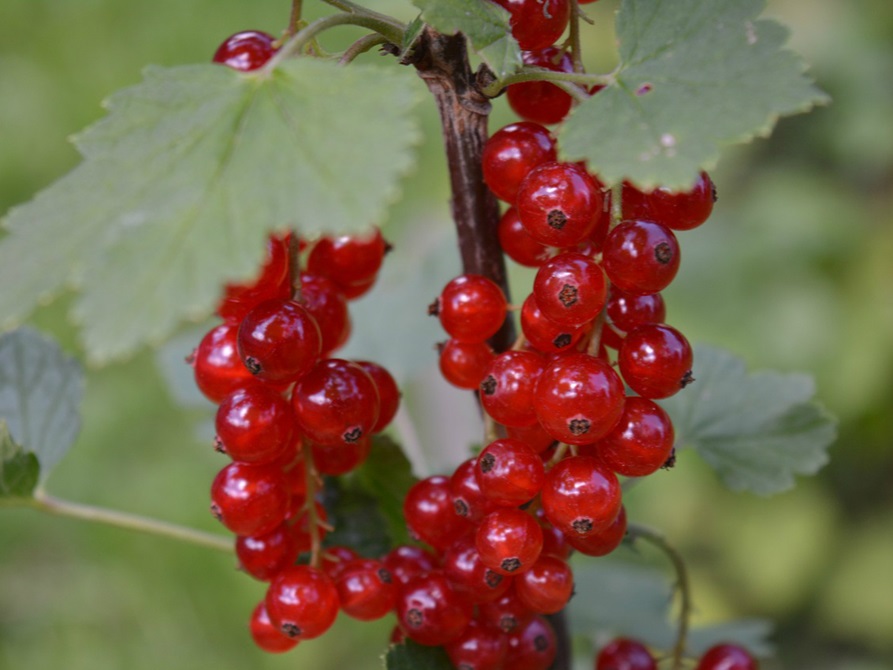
622,171,716,231
297,273,350,356
618,324,693,399
493,0,570,51
498,207,553,267
596,637,657,670
213,31,278,71
507,48,575,125
440,338,497,390
534,353,625,445
504,615,558,670
541,456,621,536
292,358,380,447
320,545,360,581
443,534,512,604
265,565,339,640
218,233,291,322
515,555,574,614
396,570,473,646
404,476,473,552
565,505,627,556
353,360,400,433
479,590,534,633
210,461,290,537
602,220,680,295
450,458,498,523
215,386,296,464
520,294,588,355
595,398,675,476
482,122,558,203
533,251,607,327
433,274,508,343
235,523,300,581
606,290,666,333
476,508,544,576
306,228,387,294
310,436,371,475
334,558,397,621
517,162,603,248
696,643,759,670
383,545,440,586
445,619,508,670
193,323,259,403
475,438,545,507
249,601,298,653
238,299,321,382
506,422,558,454
480,350,545,427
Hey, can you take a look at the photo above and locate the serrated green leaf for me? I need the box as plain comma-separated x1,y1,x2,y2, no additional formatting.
659,345,836,496
353,435,417,546
560,0,830,189
384,639,452,670
322,477,394,558
412,0,521,78
0,421,39,499
0,59,420,363
0,328,83,482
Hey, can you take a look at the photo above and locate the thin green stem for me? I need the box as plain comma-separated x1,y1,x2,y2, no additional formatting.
339,33,388,65
301,439,324,568
287,0,304,38
22,490,232,553
568,0,584,74
482,67,612,98
611,182,624,228
627,523,692,670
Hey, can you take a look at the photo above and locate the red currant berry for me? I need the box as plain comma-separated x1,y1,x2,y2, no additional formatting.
396,570,473,646
594,398,675,476
480,350,545,427
193,323,260,403
534,353,625,445
479,590,534,634
443,534,513,604
445,618,508,670
517,162,603,248
476,508,544,576
292,358,380,447
353,360,400,433
696,644,759,670
238,299,321,382
606,290,666,333
450,458,499,523
440,338,497,389
492,0,570,51
265,565,339,640
602,221,680,295
618,324,693,399
306,228,387,293
475,438,545,507
310,436,371,475
383,545,439,586
236,523,300,582
433,274,508,343
249,601,298,653
498,207,553,267
514,555,574,614
404,476,473,552
210,461,290,536
215,386,296,464
595,637,657,670
565,504,627,556
320,545,360,581
541,456,621,536
213,31,278,71
506,422,558,454
536,507,572,560
334,558,397,621
622,171,716,231
505,615,557,670
533,251,607,327
297,273,350,356
507,48,575,125
483,122,558,203
520,294,588,355
218,233,291,322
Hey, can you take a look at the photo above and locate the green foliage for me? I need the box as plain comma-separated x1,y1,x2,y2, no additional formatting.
561,0,830,189
0,420,39,499
384,639,453,670
412,0,521,77
353,436,417,547
0,60,419,364
0,328,83,482
660,345,837,496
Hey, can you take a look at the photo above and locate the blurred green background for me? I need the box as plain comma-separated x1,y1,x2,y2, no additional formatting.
1,0,892,669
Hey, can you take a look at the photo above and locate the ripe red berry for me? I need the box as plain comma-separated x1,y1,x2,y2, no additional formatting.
596,637,657,670
235,523,300,582
479,590,534,633
498,207,553,267
517,162,604,248
622,171,716,231
507,48,575,125
383,545,439,586
618,324,693,399
445,618,508,670
310,436,371,475
565,505,627,557
520,294,588,355
404,476,473,552
482,122,558,203
506,422,557,454
249,601,298,653
533,251,607,327
396,570,473,646
210,461,290,537
514,555,574,614
476,508,544,576
238,299,322,382
215,386,296,464
475,438,545,507
594,397,675,476
696,643,759,670
291,358,380,447
450,458,499,523
353,360,400,433
433,274,508,343
297,273,351,356
320,545,360,581
541,456,621,536
306,228,387,294
217,233,291,322
193,323,260,403
443,534,512,604
492,0,570,51
265,565,339,640
602,221,680,295
334,558,398,621
605,290,666,333
534,353,625,445
480,350,546,427
505,615,558,670
439,338,497,390
213,31,278,71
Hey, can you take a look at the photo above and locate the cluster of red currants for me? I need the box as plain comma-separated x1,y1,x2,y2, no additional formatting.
189,227,402,653
596,638,759,670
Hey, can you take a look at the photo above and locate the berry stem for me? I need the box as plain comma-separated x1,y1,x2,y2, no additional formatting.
339,33,388,65
286,0,304,38
481,68,612,98
627,523,692,670
568,0,584,74
16,490,233,553
301,438,324,567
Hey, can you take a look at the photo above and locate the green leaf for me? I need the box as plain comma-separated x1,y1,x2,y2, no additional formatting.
0,328,83,482
322,477,395,558
660,345,837,496
0,59,420,364
687,619,774,657
384,639,452,670
412,0,521,78
560,0,830,189
0,421,39,499
353,435,418,547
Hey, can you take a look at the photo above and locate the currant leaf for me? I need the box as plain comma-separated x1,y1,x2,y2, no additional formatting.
412,0,521,78
0,421,39,499
560,0,830,189
0,60,420,364
353,435,418,547
0,328,83,483
384,639,453,670
322,477,394,558
659,345,837,496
